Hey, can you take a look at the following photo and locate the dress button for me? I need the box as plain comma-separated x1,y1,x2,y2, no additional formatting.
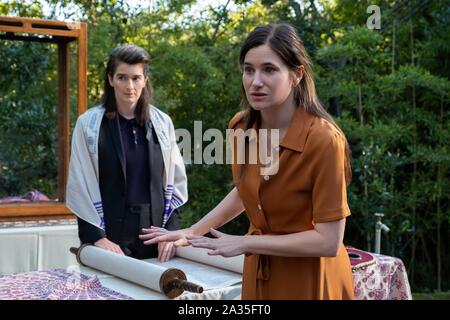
263,175,270,181
257,204,262,210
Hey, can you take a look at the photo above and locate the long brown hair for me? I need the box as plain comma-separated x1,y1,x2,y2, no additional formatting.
238,23,352,184
102,44,153,126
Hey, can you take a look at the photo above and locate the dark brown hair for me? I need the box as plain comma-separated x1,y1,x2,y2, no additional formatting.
102,44,153,126
238,23,352,184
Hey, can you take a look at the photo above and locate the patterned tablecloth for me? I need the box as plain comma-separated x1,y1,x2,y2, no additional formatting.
348,247,412,300
0,269,132,300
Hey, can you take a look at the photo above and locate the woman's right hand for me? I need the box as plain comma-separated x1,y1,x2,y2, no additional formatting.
94,237,125,255
139,226,194,247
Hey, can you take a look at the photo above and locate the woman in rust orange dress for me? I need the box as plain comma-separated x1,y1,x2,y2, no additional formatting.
140,23,354,300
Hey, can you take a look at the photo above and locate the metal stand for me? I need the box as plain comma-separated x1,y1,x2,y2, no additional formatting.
374,213,390,254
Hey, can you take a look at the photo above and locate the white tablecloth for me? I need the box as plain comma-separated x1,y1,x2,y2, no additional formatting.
0,225,79,275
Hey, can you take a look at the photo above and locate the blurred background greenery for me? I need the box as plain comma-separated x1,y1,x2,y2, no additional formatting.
0,0,448,294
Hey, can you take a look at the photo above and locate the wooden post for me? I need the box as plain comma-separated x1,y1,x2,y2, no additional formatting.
57,41,70,202
78,22,88,115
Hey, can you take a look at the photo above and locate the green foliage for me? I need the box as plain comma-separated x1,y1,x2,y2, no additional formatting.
0,0,44,17
1,0,448,292
0,40,58,198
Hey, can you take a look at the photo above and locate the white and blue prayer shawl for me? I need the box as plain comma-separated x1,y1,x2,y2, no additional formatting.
66,105,188,230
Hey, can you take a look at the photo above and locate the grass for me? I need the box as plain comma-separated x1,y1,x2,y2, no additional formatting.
412,291,450,300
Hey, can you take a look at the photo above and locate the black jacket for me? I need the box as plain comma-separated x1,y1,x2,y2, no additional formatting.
77,114,180,249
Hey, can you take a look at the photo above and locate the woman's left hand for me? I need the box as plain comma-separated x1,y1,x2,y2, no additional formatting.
186,228,246,257
157,241,176,262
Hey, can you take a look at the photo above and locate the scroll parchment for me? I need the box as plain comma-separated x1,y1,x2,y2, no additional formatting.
175,246,244,274
145,247,244,290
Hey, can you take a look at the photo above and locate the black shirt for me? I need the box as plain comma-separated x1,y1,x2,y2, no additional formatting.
118,114,150,205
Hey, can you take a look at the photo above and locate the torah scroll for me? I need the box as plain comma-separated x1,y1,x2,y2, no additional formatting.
70,244,203,298
175,246,244,274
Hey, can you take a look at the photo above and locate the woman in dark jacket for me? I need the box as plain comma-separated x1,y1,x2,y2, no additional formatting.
67,45,187,261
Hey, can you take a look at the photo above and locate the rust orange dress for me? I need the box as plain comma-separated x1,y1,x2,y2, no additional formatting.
229,107,354,300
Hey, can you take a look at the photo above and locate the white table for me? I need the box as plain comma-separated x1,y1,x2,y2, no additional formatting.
0,224,79,275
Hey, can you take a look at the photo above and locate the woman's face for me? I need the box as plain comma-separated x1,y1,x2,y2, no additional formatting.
242,44,297,111
108,62,147,109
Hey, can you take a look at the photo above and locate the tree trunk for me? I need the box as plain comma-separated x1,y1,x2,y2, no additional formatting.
391,19,396,74
357,76,363,125
436,57,445,291
409,18,417,289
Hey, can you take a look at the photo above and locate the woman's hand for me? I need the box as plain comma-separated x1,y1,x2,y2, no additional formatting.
94,237,125,255
186,228,246,257
157,241,176,262
139,226,194,247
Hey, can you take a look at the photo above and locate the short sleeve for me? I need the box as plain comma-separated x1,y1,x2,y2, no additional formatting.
311,131,351,223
